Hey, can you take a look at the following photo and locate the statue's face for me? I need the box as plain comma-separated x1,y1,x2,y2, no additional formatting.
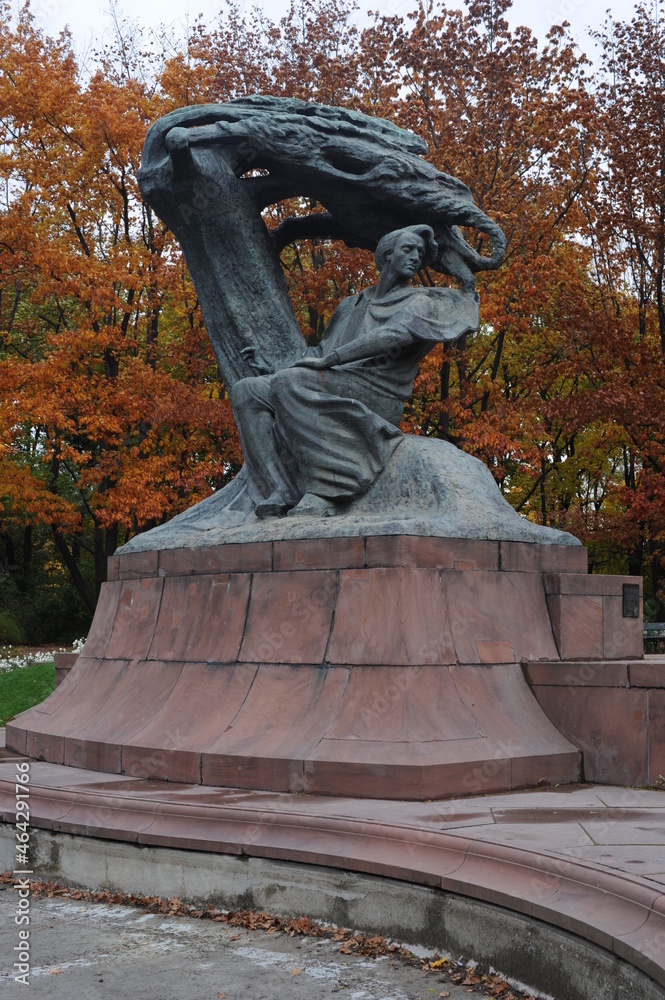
387,234,425,279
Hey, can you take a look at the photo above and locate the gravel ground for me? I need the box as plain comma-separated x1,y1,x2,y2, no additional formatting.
0,885,546,1000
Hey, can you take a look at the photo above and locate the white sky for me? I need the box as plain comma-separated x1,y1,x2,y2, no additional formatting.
24,0,647,59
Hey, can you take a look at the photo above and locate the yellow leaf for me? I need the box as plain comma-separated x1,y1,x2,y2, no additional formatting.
430,958,449,968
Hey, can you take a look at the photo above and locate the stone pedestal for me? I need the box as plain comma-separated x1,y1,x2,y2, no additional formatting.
53,652,78,689
525,657,665,785
6,536,644,800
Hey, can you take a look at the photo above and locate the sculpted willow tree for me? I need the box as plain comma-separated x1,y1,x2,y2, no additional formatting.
136,95,514,532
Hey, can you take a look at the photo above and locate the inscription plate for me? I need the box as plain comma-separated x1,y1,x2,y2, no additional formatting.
622,583,640,619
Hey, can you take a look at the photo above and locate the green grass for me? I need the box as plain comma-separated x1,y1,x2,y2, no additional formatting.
0,662,56,727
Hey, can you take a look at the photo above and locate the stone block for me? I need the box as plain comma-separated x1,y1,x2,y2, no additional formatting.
603,596,644,659
365,535,499,571
274,536,365,571
148,574,251,663
500,541,588,574
53,652,78,689
239,571,337,664
105,578,164,661
26,730,65,764
648,690,665,785
531,686,649,786
544,573,639,597
630,660,665,688
79,581,122,658
121,662,259,779
546,593,604,660
327,568,456,665
118,550,159,579
322,666,480,743
159,542,272,576
64,737,121,772
206,664,348,765
524,661,629,688
443,571,558,663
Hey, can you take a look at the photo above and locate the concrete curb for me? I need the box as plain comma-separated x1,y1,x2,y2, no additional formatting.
1,826,663,1000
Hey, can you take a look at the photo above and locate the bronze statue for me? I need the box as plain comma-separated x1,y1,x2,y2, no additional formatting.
231,225,478,517
137,96,508,527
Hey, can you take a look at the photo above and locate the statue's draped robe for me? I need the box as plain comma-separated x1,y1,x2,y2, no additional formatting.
230,285,480,506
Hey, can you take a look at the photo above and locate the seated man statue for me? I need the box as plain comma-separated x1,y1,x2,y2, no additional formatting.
230,224,480,518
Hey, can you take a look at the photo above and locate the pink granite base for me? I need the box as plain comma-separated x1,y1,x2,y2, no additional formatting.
53,652,78,689
5,536,646,800
525,657,665,786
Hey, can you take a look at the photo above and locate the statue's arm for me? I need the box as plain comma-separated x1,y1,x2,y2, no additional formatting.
293,326,414,369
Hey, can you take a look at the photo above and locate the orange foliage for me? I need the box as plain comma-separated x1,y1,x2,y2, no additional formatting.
1,0,664,618
0,3,240,608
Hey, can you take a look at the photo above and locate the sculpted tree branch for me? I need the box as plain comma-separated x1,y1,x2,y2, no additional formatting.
137,96,506,390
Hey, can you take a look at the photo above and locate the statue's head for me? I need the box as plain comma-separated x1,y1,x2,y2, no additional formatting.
375,225,438,275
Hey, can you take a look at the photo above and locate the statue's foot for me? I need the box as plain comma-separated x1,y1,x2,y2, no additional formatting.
255,492,290,519
287,493,336,518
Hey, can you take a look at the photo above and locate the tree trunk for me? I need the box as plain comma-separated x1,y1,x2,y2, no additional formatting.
94,523,106,599
22,524,32,573
51,528,96,615
1,531,15,566
650,541,665,622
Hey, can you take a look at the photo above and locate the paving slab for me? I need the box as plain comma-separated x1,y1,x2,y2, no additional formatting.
0,891,498,1000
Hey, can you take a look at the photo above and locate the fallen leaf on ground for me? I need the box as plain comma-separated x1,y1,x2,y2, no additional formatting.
0,871,541,1000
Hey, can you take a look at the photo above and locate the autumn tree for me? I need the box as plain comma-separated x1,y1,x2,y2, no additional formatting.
575,1,665,617
0,3,240,626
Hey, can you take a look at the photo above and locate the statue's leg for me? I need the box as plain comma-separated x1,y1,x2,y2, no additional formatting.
230,377,300,512
269,367,403,503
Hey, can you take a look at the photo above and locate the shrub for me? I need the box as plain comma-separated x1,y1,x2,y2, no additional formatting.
0,610,27,646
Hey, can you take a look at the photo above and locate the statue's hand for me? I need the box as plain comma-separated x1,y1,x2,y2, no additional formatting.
241,346,274,375
292,355,330,370
293,349,342,369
